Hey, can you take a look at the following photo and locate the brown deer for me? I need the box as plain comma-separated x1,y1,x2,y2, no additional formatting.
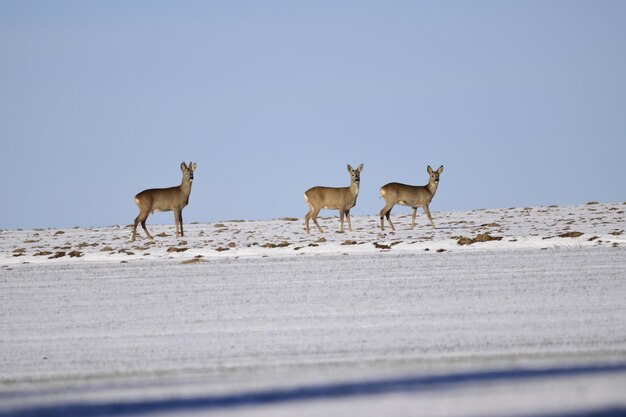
304,164,363,234
131,161,197,241
379,165,443,231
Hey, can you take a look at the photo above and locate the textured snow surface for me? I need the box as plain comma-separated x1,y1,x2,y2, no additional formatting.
1,203,625,416
1,202,624,264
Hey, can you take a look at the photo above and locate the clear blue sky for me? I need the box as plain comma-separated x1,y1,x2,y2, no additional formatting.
1,1,625,230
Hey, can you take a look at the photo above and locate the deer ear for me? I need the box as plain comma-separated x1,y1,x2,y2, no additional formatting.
347,164,353,173
437,165,444,174
191,163,197,172
181,162,187,171
427,165,433,174
357,163,363,172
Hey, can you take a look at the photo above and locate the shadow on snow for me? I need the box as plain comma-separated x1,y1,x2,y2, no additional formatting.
3,363,626,417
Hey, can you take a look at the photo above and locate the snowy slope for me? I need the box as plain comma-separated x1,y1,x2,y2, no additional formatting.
0,202,625,416
1,202,624,264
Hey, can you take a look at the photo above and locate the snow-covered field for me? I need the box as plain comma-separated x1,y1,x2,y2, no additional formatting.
1,202,625,416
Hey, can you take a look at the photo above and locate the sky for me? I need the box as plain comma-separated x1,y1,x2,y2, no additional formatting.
1,1,625,230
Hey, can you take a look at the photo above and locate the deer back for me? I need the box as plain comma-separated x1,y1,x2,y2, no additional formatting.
381,182,435,207
135,186,188,213
305,186,358,210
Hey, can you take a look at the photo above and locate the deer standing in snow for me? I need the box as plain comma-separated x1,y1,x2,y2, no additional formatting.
304,164,363,234
379,165,443,231
131,161,197,241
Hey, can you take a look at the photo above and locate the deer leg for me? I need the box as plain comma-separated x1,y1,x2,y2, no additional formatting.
379,207,387,231
178,210,184,237
339,209,346,233
380,202,395,231
386,210,395,231
346,209,352,232
133,211,152,241
141,219,153,239
173,209,182,237
423,205,436,229
312,207,324,233
305,207,313,234
411,207,417,228
138,212,153,240
132,215,140,241
173,210,179,237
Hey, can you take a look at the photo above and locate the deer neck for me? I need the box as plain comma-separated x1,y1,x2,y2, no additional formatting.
180,178,193,195
427,181,438,197
349,181,360,196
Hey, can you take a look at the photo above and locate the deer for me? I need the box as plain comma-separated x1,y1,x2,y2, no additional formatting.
131,161,197,241
379,165,443,231
304,164,363,234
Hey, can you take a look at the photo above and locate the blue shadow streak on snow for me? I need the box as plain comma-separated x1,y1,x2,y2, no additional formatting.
519,408,626,417
3,363,626,417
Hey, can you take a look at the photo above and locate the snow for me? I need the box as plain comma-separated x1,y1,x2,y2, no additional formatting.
1,203,624,264
1,202,625,416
